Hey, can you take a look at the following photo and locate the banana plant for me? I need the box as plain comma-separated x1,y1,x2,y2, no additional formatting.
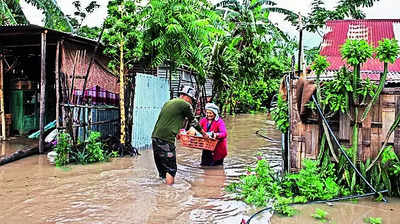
0,0,73,32
216,0,296,49
0,0,18,24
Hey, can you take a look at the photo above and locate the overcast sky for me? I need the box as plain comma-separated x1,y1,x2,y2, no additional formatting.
21,0,399,47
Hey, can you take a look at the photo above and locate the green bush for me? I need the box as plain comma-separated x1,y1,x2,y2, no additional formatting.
85,131,106,163
60,131,115,165
271,94,289,133
55,132,72,167
226,158,344,216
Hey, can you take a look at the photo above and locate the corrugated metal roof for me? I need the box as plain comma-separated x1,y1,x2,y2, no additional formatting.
307,71,400,83
0,24,99,46
320,19,400,82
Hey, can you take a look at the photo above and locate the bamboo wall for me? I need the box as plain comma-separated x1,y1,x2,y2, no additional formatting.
289,80,400,172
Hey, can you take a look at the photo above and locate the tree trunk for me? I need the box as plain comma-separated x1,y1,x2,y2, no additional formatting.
119,39,126,145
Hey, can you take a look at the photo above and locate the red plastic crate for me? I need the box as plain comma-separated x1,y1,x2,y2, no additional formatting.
179,134,218,151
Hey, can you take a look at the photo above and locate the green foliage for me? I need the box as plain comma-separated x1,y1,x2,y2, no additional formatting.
85,132,106,163
311,55,330,76
216,0,295,49
357,78,377,105
210,0,295,113
25,0,73,31
55,132,72,167
140,0,219,77
64,132,115,165
311,208,329,222
0,1,19,25
288,0,381,33
67,0,100,38
363,217,382,224
103,0,143,73
223,78,280,113
341,39,374,66
362,38,400,120
271,94,289,133
226,158,342,216
375,38,400,64
305,47,320,66
381,146,399,166
1,0,73,31
77,26,101,40
321,67,352,113
285,160,341,200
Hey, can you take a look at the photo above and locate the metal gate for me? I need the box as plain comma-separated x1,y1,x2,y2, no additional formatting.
131,73,170,149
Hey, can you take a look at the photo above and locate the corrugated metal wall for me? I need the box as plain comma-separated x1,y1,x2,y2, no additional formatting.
77,107,119,139
131,73,170,149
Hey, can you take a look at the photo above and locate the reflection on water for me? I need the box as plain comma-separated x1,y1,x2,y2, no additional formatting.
0,114,399,224
0,137,37,158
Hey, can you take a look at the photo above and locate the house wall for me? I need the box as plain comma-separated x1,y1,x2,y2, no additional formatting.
288,81,400,172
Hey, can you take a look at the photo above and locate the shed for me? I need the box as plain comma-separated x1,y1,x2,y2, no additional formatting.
0,24,119,152
288,19,400,172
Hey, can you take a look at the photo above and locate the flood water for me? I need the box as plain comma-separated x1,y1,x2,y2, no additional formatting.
1,114,399,224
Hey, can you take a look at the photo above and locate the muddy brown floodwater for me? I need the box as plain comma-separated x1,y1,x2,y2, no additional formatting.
1,114,399,224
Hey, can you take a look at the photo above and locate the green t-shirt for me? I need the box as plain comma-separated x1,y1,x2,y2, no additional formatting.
152,98,202,144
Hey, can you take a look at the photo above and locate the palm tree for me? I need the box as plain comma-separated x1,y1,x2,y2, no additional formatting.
215,0,297,49
0,0,73,32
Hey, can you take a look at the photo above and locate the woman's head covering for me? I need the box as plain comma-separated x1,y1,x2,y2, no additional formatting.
205,103,219,121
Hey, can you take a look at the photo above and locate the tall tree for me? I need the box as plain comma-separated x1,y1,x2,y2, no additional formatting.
140,0,220,79
286,0,381,33
102,0,142,145
216,0,296,48
67,0,101,38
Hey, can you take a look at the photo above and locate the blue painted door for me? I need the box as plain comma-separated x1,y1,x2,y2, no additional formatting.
132,73,170,149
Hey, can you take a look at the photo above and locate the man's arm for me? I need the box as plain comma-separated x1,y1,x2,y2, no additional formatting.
184,104,209,138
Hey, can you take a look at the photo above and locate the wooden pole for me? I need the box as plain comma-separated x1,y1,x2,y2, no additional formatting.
55,41,60,130
0,54,5,140
75,25,105,144
119,39,126,145
169,67,173,99
39,30,47,154
88,106,92,135
297,13,303,77
69,50,80,102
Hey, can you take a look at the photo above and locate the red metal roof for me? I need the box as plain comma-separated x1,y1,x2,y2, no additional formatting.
320,19,400,77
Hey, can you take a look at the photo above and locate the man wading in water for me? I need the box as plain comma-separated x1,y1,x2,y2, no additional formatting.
151,86,208,185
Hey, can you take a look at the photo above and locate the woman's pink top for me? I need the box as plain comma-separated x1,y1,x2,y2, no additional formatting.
199,117,228,161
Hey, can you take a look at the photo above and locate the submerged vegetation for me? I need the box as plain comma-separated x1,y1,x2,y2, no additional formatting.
54,131,119,167
226,158,344,216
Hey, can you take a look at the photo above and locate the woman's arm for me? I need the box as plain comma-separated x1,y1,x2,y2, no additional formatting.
215,120,227,139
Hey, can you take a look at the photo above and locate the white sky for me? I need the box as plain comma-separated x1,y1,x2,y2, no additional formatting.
21,0,399,47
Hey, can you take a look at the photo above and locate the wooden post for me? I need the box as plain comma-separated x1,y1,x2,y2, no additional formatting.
169,67,173,99
55,41,60,130
297,13,303,77
0,55,5,140
39,31,47,154
119,40,126,145
88,106,92,134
